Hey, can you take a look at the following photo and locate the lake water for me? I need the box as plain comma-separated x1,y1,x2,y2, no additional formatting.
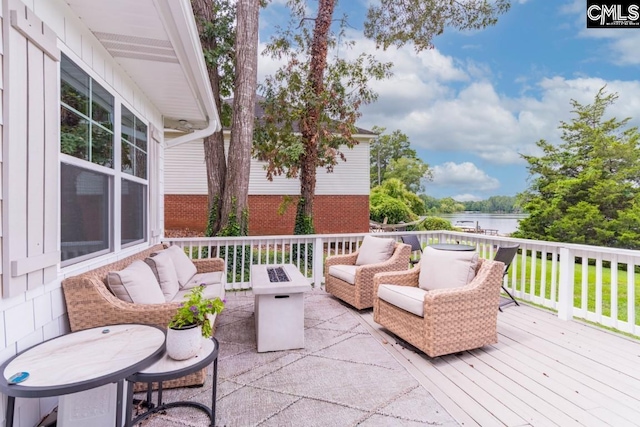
436,213,528,236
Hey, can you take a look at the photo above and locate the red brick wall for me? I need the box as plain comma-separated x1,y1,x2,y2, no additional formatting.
164,195,209,232
164,194,369,235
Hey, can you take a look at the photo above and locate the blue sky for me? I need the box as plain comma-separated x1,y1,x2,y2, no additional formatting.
257,0,640,201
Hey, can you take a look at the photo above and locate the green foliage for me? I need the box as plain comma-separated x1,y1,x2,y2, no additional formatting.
205,196,220,237
218,207,248,237
385,157,431,193
254,5,392,181
294,198,315,235
194,0,236,103
435,197,466,214
414,216,454,231
462,195,519,213
370,178,424,222
369,127,432,191
168,286,225,338
365,0,511,52
370,194,415,224
293,198,314,269
515,88,640,249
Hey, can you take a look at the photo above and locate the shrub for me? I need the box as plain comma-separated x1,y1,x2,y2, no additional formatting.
414,216,453,231
370,194,415,224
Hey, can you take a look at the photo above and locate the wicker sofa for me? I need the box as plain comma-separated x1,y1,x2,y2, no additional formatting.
325,241,411,310
61,244,226,388
373,258,504,357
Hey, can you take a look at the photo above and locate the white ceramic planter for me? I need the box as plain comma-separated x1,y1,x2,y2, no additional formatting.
166,324,202,360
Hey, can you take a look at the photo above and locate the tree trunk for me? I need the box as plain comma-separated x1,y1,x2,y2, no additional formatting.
297,0,336,233
219,0,259,235
192,0,227,235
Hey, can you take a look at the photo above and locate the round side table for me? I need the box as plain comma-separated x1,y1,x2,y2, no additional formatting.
0,324,165,427
126,337,219,427
428,243,476,251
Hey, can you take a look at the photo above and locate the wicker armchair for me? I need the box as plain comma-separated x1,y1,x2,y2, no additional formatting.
325,242,411,309
61,244,226,389
373,258,504,357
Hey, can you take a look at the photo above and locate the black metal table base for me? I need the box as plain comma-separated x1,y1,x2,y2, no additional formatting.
131,399,213,425
126,338,218,427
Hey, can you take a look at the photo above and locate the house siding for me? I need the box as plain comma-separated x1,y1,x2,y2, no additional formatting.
0,1,165,424
165,138,371,196
164,138,371,234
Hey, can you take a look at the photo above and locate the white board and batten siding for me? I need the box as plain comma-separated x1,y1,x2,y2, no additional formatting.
0,1,165,425
165,138,371,196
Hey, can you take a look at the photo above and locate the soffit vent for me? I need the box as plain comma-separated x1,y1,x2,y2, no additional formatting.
93,31,178,63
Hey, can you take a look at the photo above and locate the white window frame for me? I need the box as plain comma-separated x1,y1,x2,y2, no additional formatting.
59,49,150,267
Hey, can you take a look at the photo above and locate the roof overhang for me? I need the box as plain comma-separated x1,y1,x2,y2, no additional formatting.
65,0,220,141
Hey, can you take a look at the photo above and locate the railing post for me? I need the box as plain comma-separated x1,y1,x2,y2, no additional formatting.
558,247,574,321
313,237,324,288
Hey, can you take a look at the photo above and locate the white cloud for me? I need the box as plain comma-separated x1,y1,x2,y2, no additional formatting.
431,162,500,192
257,11,640,172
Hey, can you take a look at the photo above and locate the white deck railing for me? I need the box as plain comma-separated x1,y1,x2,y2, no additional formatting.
164,231,640,337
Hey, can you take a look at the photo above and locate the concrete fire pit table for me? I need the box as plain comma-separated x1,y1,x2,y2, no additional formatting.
250,264,312,352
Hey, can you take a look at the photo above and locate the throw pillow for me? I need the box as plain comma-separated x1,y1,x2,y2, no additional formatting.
355,235,396,266
418,246,479,291
164,245,198,288
144,250,180,301
107,260,165,304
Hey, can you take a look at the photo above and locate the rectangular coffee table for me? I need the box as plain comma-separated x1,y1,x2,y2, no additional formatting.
251,264,312,352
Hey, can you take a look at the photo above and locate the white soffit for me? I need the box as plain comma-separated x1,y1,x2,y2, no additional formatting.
65,0,219,133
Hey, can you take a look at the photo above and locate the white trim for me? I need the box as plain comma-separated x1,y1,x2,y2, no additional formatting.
154,0,220,145
59,54,154,265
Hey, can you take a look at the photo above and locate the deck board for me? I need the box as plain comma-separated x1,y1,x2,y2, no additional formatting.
358,303,640,426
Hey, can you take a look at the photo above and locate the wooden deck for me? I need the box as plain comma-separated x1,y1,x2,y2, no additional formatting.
359,303,640,427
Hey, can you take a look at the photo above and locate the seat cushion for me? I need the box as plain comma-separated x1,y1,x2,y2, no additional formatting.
144,250,180,301
183,271,226,290
107,260,165,304
355,235,396,266
377,284,427,317
172,282,225,302
418,246,479,291
328,265,358,285
163,245,198,288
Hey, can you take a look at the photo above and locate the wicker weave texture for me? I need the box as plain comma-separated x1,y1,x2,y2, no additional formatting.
325,243,411,309
373,258,505,357
61,244,225,389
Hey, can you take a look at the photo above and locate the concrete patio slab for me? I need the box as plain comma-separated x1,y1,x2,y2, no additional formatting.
133,288,457,426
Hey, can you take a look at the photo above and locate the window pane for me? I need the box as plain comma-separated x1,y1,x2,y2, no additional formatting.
121,106,135,144
121,141,133,175
61,163,110,262
61,106,89,160
135,120,147,151
92,81,114,130
135,148,147,179
61,55,89,116
121,179,147,245
92,125,113,168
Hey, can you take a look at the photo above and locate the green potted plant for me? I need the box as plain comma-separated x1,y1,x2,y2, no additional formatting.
166,286,225,360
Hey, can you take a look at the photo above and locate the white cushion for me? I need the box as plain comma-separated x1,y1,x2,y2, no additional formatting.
328,265,358,285
164,245,198,288
418,246,479,291
144,251,180,301
172,282,225,302
107,260,165,304
355,235,396,266
377,284,427,317
183,271,226,290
